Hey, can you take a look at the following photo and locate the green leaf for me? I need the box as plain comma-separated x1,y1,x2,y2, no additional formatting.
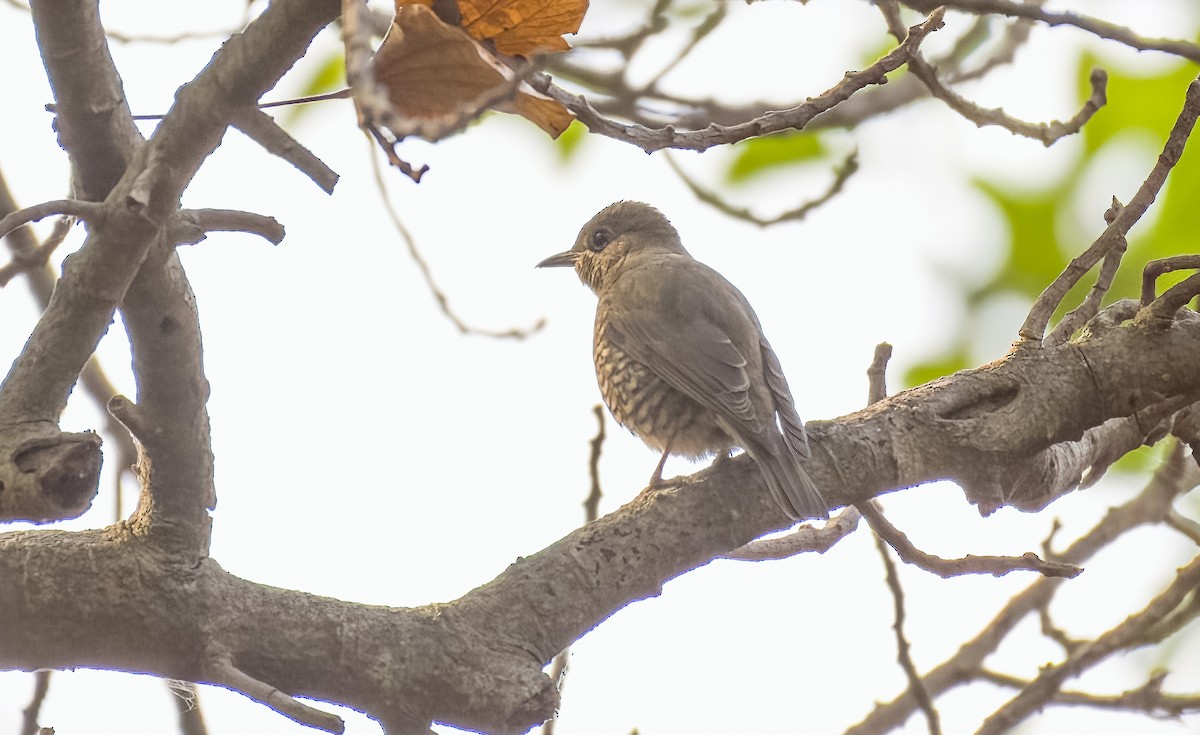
903,345,971,388
553,119,587,163
970,179,1072,304
724,132,826,184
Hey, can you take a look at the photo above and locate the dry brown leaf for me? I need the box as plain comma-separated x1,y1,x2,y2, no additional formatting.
458,0,587,56
372,3,572,138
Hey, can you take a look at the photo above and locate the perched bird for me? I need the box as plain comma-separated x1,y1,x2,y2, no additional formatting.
537,201,828,520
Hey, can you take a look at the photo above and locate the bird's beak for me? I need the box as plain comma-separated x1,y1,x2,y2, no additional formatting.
536,250,579,268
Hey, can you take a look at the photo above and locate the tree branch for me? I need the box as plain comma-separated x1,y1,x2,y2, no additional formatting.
531,9,946,153
879,0,1106,147
231,107,341,194
904,0,1200,63
1021,75,1200,342
845,443,1200,735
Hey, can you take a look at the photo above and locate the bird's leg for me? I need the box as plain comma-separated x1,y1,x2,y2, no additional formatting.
710,449,731,468
648,436,675,488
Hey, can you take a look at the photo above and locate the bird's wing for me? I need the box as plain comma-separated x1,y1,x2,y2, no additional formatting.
761,338,810,459
603,273,759,426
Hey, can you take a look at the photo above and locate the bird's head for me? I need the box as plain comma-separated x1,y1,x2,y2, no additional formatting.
537,201,686,292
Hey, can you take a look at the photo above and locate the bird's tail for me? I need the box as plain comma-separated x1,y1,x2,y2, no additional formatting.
751,442,828,521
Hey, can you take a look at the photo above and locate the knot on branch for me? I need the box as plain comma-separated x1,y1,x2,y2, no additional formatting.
1,429,102,522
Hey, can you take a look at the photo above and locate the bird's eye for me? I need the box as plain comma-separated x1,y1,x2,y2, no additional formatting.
589,229,611,252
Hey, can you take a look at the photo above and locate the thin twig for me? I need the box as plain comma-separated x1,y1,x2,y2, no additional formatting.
979,669,1200,716
0,199,102,241
167,680,210,735
976,553,1200,735
20,670,51,735
861,503,1082,578
583,404,606,522
531,9,946,153
666,150,858,227
859,340,940,734
1021,75,1200,342
1141,255,1200,305
367,143,545,339
1145,271,1200,322
875,533,942,735
721,505,863,560
570,0,670,55
877,0,1106,147
541,404,608,735
0,215,73,286
867,342,892,405
1038,602,1085,655
845,445,1197,735
178,208,286,245
905,0,1200,63
1166,508,1200,546
212,655,343,733
231,107,341,194
1046,198,1127,345
641,3,726,91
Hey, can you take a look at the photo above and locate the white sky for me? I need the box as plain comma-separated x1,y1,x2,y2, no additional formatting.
2,1,1199,734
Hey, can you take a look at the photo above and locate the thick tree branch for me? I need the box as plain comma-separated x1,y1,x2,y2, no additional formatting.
0,0,339,530
4,305,1200,730
0,168,135,524
814,306,1200,511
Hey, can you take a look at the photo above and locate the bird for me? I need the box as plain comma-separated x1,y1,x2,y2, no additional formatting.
537,201,828,521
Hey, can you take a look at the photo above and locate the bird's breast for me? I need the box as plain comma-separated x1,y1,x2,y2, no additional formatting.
593,315,732,458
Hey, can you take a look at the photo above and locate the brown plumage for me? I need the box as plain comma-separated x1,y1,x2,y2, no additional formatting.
538,201,828,520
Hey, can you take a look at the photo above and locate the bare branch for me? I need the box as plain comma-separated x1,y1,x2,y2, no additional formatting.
721,506,862,561
1166,507,1200,546
1141,254,1200,305
904,0,1200,63
20,670,51,735
1046,199,1127,344
874,532,942,735
166,680,210,735
584,404,606,523
868,342,892,405
861,503,1081,578
367,144,545,340
979,669,1200,717
878,0,1106,146
0,199,100,241
231,107,341,194
542,405,607,735
845,444,1197,735
532,9,946,153
178,208,286,245
0,215,73,287
1021,75,1200,342
975,552,1200,734
1144,271,1200,322
666,150,858,227
212,654,345,734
